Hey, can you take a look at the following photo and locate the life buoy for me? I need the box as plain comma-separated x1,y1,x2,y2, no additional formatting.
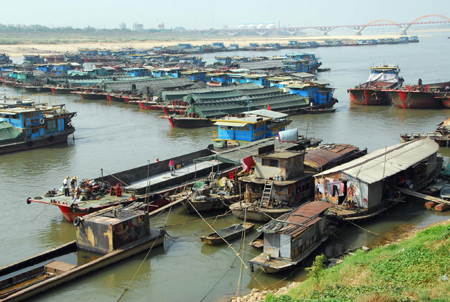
48,135,54,142
39,118,45,124
26,141,33,147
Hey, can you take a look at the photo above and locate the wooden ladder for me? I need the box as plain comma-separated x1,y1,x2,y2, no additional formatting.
260,180,273,207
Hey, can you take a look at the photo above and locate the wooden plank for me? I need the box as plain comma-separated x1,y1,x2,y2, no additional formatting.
396,187,450,205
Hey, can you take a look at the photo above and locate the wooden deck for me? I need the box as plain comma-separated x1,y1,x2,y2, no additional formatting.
395,187,450,205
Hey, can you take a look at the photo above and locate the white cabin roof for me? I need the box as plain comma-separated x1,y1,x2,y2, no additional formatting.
314,138,439,184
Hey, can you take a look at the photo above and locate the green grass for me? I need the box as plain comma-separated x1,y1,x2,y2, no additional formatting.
266,223,450,302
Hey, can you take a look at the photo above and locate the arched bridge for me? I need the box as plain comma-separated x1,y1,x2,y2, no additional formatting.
185,15,450,36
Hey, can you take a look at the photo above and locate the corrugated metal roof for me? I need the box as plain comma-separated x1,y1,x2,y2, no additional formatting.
304,144,361,170
245,109,288,119
304,149,341,170
258,201,333,237
314,138,439,184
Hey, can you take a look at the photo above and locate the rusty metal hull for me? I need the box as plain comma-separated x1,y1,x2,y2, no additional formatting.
0,230,165,302
389,90,444,109
348,88,392,105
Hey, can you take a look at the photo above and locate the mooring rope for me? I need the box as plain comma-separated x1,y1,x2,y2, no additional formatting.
116,231,164,302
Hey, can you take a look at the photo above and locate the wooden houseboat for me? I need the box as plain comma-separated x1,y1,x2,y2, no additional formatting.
314,138,442,220
229,147,313,222
248,201,334,273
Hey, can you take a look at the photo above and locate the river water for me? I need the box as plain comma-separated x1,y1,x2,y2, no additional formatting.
1,33,450,302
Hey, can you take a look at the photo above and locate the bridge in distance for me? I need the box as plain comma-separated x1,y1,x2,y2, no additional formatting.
183,15,450,36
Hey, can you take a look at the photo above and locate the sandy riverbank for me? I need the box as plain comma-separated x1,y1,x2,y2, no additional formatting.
0,29,448,57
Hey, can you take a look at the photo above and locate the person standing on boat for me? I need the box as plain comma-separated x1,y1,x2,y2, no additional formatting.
169,159,175,174
63,176,70,196
70,176,78,193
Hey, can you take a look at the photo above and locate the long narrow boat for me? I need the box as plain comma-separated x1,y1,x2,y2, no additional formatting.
0,207,166,302
200,222,254,245
27,149,235,221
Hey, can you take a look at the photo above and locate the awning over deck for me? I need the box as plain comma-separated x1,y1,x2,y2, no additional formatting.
194,138,298,165
314,138,439,184
213,122,248,127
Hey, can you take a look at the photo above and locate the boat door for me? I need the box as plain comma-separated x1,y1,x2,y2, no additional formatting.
264,233,280,257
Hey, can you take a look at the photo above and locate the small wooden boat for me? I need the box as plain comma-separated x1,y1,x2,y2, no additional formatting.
317,68,331,72
200,222,254,245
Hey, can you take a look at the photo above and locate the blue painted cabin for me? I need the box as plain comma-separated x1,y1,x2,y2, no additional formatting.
181,70,206,82
206,73,230,85
97,49,111,56
228,74,246,84
35,64,53,73
0,104,73,141
1,65,14,72
23,55,44,64
123,67,149,77
213,42,225,49
212,109,291,144
244,74,269,86
52,63,75,74
287,81,335,106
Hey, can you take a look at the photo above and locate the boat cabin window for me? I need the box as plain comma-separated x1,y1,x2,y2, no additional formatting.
220,125,250,131
0,113,19,119
47,119,57,133
262,159,279,167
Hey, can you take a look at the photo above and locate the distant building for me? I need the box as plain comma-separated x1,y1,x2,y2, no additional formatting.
119,22,127,30
158,23,165,29
133,23,143,31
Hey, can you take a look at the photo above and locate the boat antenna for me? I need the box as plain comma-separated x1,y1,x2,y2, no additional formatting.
101,168,104,185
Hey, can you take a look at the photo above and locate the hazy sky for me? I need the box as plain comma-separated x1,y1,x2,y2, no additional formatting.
1,0,449,30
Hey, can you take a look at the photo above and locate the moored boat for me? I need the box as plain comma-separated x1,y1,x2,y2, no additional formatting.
389,87,444,109
314,138,442,221
0,103,76,155
0,206,166,302
181,175,241,213
248,201,334,273
400,117,450,146
23,86,52,93
27,149,235,221
348,65,403,105
200,222,254,245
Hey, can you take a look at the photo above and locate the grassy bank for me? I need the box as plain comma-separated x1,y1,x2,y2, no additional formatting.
266,220,450,302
